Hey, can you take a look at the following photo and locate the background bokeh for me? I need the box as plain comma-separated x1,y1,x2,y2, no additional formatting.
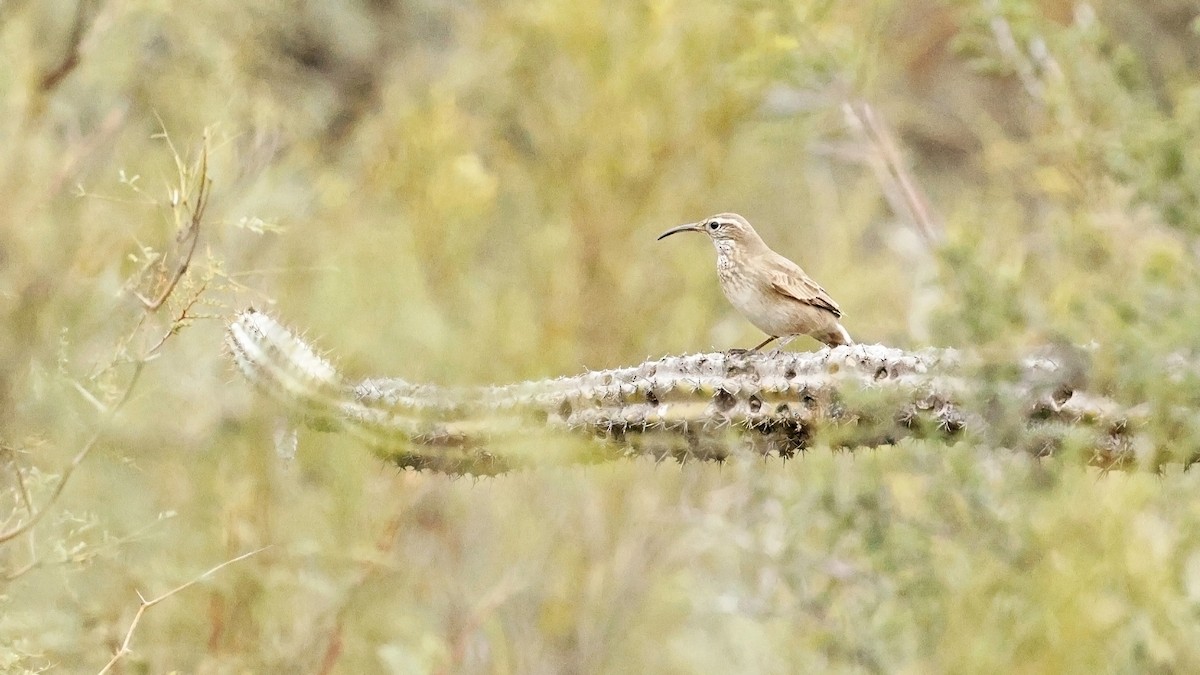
3,0,1200,671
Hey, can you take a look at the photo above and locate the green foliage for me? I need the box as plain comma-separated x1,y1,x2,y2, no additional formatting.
2,0,1200,671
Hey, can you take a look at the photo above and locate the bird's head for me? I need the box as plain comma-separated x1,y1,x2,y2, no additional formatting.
657,213,761,247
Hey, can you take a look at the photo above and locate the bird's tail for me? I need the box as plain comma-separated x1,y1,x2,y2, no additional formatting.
823,323,854,347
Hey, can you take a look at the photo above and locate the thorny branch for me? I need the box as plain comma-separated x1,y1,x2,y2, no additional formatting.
97,546,268,675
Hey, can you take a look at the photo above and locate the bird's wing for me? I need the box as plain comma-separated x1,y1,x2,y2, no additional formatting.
768,258,843,318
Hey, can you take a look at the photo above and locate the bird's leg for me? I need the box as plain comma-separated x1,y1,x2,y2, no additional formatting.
768,335,797,356
749,335,780,352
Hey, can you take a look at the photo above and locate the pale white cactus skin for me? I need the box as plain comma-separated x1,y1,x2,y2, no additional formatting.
225,309,1136,474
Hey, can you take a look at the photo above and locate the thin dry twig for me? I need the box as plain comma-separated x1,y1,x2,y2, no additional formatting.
135,140,209,311
842,100,944,248
0,444,40,579
314,511,408,675
988,15,1040,98
38,0,97,92
47,104,130,199
97,546,269,675
143,278,208,356
1,444,36,519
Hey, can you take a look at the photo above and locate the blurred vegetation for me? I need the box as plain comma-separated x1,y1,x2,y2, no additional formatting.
2,0,1200,671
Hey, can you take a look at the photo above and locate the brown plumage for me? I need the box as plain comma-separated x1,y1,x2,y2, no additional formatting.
658,212,853,350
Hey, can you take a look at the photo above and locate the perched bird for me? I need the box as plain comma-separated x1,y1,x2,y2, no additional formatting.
658,213,853,350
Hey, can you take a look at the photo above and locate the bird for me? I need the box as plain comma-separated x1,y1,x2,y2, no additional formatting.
657,212,853,351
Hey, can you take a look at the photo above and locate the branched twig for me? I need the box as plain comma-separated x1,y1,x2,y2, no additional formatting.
135,137,209,311
5,512,176,582
97,546,269,675
0,362,144,546
1,128,214,561
143,279,208,357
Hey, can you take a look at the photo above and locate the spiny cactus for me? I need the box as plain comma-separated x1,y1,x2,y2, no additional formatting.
226,309,1137,474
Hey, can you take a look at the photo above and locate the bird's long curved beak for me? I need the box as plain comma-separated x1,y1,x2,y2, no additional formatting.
656,223,703,240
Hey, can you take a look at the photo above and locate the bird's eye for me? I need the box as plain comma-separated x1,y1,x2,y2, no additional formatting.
707,221,719,231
